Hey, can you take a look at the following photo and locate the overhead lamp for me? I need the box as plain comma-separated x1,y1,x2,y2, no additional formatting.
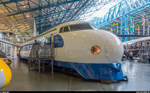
23,5,26,8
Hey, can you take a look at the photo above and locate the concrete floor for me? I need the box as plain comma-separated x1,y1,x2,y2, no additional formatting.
1,58,150,91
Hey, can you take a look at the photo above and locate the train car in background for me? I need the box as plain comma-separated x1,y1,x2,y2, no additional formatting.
123,37,150,62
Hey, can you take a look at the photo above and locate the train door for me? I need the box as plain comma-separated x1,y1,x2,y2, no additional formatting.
53,34,64,48
50,34,64,58
45,34,57,58
50,34,54,58
49,34,64,48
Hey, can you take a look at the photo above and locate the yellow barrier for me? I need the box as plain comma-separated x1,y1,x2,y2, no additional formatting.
0,58,12,88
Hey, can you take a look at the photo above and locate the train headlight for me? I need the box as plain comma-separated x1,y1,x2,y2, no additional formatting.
91,45,101,55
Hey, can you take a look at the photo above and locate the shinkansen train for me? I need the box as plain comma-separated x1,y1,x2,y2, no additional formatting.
19,21,127,81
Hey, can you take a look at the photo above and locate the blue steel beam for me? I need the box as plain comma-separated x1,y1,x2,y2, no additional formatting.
7,0,81,16
76,0,118,21
71,0,98,21
35,0,97,19
129,16,134,40
120,16,124,42
0,0,17,12
36,0,92,33
35,9,76,25
124,15,129,41
35,0,118,34
35,0,115,21
35,5,82,19
85,0,150,42
0,0,24,5
2,4,17,12
39,1,100,33
57,1,81,24
29,0,39,6
87,0,150,42
61,0,89,23
58,3,75,22
90,0,150,28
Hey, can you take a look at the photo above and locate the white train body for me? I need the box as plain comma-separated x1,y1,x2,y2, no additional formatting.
55,30,123,63
19,21,126,81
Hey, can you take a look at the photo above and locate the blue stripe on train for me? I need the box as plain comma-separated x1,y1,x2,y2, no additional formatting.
54,60,127,81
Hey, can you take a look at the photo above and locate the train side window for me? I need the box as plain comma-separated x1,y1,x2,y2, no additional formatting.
28,45,30,50
69,23,93,31
59,26,70,33
26,46,29,50
54,34,64,48
59,27,64,33
22,47,24,51
26,45,29,50
64,26,69,32
25,46,27,51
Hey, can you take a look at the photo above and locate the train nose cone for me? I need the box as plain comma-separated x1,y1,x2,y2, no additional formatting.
101,30,124,62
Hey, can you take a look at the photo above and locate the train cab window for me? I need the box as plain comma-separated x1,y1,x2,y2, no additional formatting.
64,26,69,32
69,23,93,31
59,26,70,33
59,27,64,33
54,34,64,48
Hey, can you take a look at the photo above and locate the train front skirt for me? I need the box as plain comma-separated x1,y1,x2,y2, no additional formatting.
54,61,127,81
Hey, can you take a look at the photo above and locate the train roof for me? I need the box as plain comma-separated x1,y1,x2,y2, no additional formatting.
22,21,89,45
58,21,90,27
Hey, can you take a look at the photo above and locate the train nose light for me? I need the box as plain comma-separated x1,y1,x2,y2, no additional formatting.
91,45,101,55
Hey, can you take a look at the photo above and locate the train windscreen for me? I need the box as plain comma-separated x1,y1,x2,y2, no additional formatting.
69,23,93,31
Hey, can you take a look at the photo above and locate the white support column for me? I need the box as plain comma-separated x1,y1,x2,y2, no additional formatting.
11,46,14,60
142,14,146,36
8,45,11,59
138,25,140,35
147,20,150,35
143,23,146,36
33,19,38,36
0,42,1,50
117,24,119,35
4,43,6,55
2,43,3,53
